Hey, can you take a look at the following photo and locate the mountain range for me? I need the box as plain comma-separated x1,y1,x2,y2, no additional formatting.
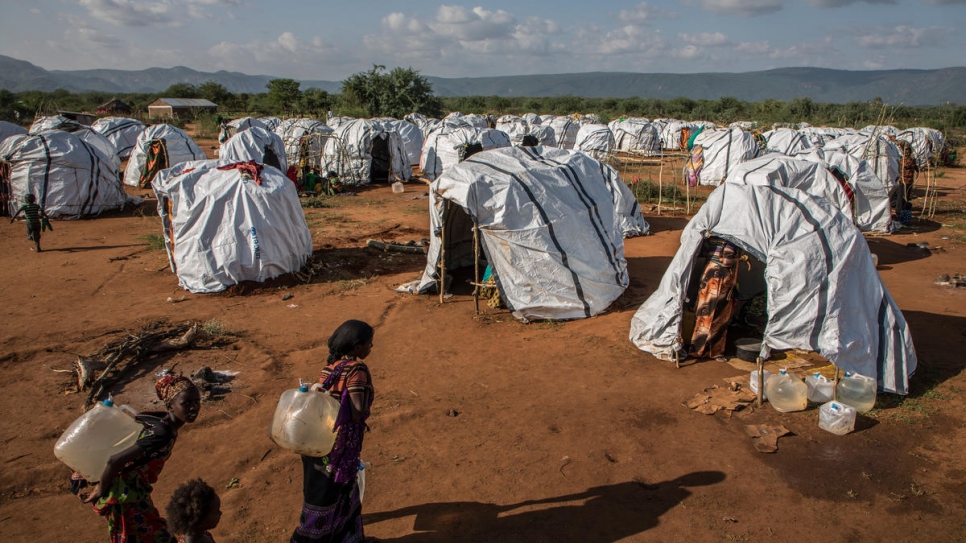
1,55,963,106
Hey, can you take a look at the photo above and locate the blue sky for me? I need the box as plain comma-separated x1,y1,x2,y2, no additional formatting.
0,0,964,79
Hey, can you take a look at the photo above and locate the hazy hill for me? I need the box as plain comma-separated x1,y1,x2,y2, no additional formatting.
1,55,963,106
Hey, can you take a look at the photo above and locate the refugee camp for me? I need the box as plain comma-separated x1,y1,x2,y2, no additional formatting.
2,1,966,542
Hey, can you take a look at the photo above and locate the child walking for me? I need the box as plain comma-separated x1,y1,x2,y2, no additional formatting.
77,373,202,543
166,479,222,543
9,193,49,252
291,319,375,543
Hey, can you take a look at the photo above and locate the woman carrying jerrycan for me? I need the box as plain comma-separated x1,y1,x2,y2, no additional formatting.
290,319,376,543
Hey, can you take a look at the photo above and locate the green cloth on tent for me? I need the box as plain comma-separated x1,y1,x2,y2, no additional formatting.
686,126,705,151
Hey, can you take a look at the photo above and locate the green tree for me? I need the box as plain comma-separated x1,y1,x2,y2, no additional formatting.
341,65,442,118
266,78,303,114
163,83,199,98
301,88,332,115
198,81,232,106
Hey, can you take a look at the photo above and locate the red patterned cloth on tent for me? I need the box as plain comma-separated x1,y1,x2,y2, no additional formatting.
217,160,264,186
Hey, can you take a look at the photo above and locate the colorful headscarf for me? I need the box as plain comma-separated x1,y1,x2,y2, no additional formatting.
155,373,196,405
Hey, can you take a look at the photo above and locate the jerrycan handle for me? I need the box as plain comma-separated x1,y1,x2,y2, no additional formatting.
309,383,326,392
118,405,139,418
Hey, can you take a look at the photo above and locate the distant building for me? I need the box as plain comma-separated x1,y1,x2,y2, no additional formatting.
147,98,218,119
55,110,97,126
97,99,133,115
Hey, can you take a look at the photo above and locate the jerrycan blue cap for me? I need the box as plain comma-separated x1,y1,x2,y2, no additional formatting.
779,369,788,375
299,385,309,392
103,398,115,407
813,372,821,378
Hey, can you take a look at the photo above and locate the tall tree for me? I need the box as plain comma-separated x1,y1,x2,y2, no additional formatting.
198,81,232,106
163,83,198,98
341,65,442,118
266,79,302,114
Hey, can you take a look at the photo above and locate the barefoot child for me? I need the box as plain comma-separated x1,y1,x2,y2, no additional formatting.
9,193,49,252
166,479,222,543
291,319,375,543
79,374,202,543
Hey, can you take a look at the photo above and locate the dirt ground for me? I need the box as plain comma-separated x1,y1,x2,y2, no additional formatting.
1,136,966,543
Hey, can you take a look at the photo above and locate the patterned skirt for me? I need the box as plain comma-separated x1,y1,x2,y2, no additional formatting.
292,456,364,543
689,262,738,359
92,472,175,543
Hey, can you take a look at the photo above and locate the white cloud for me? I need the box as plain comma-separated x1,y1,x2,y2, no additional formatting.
689,0,785,16
78,0,179,27
679,32,731,46
854,25,953,48
619,2,676,24
808,0,896,6
77,0,239,27
207,32,352,77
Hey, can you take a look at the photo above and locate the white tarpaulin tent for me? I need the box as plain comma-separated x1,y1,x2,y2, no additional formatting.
227,117,268,133
2,130,129,218
496,115,529,143
824,149,894,233
413,146,632,321
611,118,661,155
91,117,144,159
321,119,411,185
686,127,760,186
897,127,944,168
763,128,811,155
419,126,511,182
381,119,423,167
152,160,312,294
29,115,79,135
123,124,206,187
0,134,28,161
0,121,27,143
725,154,852,221
575,124,615,160
405,113,441,140
219,127,288,173
628,183,916,394
823,133,899,191
547,117,579,149
274,118,333,172
259,117,282,132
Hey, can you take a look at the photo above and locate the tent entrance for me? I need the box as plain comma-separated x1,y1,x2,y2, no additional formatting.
437,202,491,307
370,136,391,183
681,250,767,356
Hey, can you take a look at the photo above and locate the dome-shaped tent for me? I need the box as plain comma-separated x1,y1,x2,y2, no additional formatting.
725,154,851,219
546,117,579,150
823,133,900,190
258,117,282,132
152,160,312,294
0,121,27,143
611,118,661,155
629,183,916,394
1,130,129,218
320,119,411,185
219,127,287,173
685,127,759,186
91,117,145,159
29,115,81,135
420,126,511,182
574,124,615,161
274,118,333,175
414,146,636,321
123,124,207,187
763,127,811,156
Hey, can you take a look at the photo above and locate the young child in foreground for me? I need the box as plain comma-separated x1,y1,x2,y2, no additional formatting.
166,479,222,543
77,374,202,543
10,193,50,252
